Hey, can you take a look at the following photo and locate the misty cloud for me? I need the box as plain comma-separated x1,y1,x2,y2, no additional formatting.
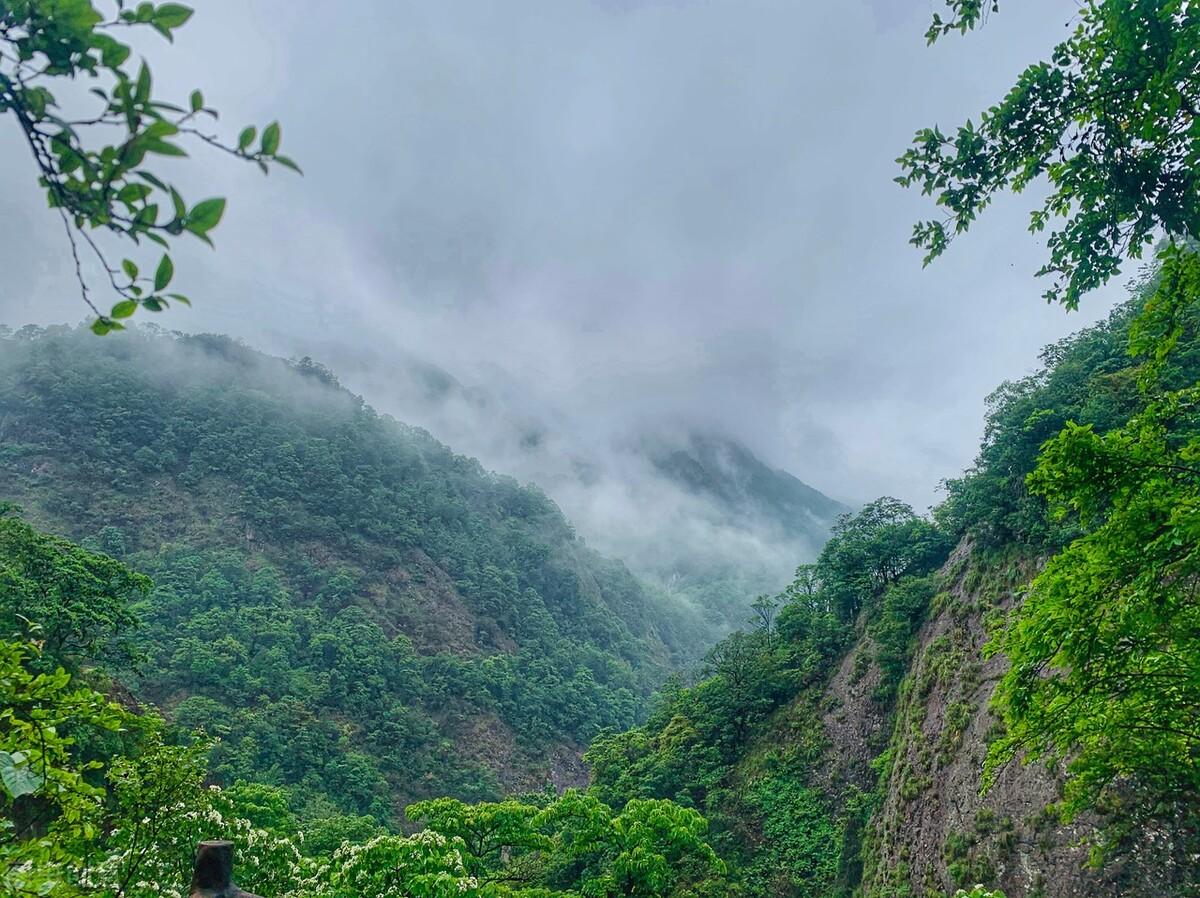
0,0,1123,527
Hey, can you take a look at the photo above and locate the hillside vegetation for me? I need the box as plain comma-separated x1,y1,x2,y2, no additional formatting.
0,325,707,821
5,2,1200,897
585,275,1200,897
5,273,1199,897
353,352,847,636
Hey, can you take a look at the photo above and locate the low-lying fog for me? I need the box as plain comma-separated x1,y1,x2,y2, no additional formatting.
1,0,1125,604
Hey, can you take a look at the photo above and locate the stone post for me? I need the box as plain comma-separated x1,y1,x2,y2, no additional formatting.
189,840,263,898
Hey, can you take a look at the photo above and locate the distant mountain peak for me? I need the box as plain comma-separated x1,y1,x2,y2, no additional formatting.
642,429,847,543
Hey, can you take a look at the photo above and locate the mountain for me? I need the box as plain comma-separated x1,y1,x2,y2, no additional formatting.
638,431,847,627
0,325,709,821
316,348,846,634
645,432,846,544
584,294,1200,898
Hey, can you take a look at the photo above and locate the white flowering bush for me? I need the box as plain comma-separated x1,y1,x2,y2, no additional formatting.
96,787,307,898
3,634,729,898
0,660,305,898
300,830,479,898
953,887,1006,898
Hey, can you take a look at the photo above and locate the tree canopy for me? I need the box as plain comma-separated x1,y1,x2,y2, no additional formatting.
0,504,147,666
987,244,1200,834
902,0,1200,847
900,0,1200,308
0,512,729,898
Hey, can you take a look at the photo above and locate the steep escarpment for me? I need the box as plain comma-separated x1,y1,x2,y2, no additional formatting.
589,535,1192,898
586,289,1200,898
585,498,953,898
0,325,707,820
860,543,1190,898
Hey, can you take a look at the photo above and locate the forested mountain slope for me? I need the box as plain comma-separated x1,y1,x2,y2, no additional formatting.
0,325,707,821
327,349,846,635
647,432,845,543
639,431,848,628
586,286,1200,898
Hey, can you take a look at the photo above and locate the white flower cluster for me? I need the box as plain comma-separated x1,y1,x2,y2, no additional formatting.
88,794,306,898
300,829,480,898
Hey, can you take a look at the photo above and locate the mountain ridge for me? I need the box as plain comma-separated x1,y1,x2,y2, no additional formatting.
0,324,709,819
323,347,848,631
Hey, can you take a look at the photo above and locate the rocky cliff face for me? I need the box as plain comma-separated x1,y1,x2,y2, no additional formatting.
855,541,1188,898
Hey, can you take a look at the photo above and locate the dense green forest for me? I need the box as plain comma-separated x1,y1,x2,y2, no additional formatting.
0,325,709,820
585,271,1200,898
6,271,1198,897
0,512,729,898
4,1,1200,897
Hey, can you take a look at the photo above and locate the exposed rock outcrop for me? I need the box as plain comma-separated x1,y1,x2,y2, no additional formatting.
858,541,1188,898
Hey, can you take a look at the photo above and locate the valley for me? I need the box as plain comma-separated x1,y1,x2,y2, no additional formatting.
2,2,1199,897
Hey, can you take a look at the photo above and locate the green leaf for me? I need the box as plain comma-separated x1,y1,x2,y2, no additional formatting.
169,187,187,220
134,203,160,226
237,126,257,152
143,138,188,157
117,183,153,204
154,254,174,290
135,62,151,103
145,120,179,139
155,3,194,29
274,154,303,175
186,197,226,234
0,751,43,799
190,89,204,112
121,259,139,280
92,34,132,68
261,121,281,156
135,170,169,191
111,300,138,319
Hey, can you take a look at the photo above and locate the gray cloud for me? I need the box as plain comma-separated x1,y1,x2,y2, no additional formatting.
1,0,1121,525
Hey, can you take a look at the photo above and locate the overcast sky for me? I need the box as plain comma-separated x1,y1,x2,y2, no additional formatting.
0,0,1123,511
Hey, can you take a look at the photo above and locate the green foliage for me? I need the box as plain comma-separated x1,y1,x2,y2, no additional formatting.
310,831,472,898
0,620,730,898
0,637,126,896
0,326,697,819
937,277,1200,548
0,633,299,898
869,575,940,702
901,0,1200,308
408,796,552,879
0,514,313,897
0,1,297,329
538,792,726,898
0,505,147,667
301,792,727,898
951,888,1006,898
741,778,839,898
0,514,727,898
923,1,999,43
587,504,950,898
987,243,1200,835
902,0,1200,864
817,498,951,623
